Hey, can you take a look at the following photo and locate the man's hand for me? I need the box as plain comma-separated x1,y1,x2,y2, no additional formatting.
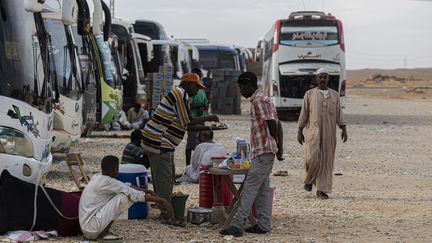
206,115,219,122
158,199,174,219
144,189,157,197
297,131,305,145
341,127,348,143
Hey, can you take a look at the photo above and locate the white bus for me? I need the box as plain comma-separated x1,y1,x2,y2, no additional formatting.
0,0,56,183
42,7,84,153
257,11,346,119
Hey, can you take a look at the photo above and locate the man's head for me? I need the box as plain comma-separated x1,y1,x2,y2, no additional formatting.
191,68,202,79
131,129,143,144
315,68,329,90
180,72,205,96
133,102,142,113
101,155,119,178
237,72,258,98
198,130,214,143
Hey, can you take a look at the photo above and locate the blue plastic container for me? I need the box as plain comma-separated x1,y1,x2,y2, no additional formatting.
117,164,148,219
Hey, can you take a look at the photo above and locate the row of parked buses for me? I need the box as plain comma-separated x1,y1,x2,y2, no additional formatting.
0,0,253,184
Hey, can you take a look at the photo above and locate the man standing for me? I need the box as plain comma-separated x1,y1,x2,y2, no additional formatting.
141,73,219,222
185,68,209,166
297,68,348,199
221,72,284,237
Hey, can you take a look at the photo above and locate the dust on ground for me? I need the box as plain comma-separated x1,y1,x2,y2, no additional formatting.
43,92,432,242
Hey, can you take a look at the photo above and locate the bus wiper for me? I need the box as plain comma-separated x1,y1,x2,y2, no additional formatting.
0,0,7,21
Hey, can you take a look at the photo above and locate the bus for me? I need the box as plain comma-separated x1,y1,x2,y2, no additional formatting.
133,19,174,78
75,0,123,136
111,19,153,109
42,8,83,153
257,11,346,118
194,44,241,72
0,0,56,183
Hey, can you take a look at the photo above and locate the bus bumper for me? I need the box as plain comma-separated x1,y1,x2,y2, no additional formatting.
0,153,53,184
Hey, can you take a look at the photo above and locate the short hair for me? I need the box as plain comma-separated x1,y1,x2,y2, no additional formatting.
131,129,143,142
237,72,258,87
134,102,142,110
199,130,214,141
101,155,119,173
191,68,202,79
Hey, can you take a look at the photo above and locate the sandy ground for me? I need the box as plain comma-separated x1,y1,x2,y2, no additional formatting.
41,92,432,243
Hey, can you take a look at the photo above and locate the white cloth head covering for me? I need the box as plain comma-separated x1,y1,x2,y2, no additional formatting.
316,68,329,75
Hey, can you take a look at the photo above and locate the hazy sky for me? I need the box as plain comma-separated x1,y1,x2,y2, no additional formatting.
108,0,432,69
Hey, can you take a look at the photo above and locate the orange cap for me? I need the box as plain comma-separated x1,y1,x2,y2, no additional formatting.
181,73,205,89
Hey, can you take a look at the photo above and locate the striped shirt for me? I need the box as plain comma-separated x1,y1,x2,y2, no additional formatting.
249,89,279,159
121,142,144,164
142,87,192,154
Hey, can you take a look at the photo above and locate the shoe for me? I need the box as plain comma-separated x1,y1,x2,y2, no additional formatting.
316,191,329,199
304,183,312,192
220,225,244,237
245,224,268,234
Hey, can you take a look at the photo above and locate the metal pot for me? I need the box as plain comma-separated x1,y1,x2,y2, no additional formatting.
186,208,212,225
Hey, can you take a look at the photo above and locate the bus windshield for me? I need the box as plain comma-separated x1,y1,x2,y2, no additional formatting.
0,2,52,113
280,26,339,47
44,17,81,100
199,51,236,70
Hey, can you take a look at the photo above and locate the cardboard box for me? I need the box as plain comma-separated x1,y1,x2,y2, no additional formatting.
159,65,174,74
152,73,164,81
152,88,163,96
162,80,173,89
152,80,162,89
163,73,173,81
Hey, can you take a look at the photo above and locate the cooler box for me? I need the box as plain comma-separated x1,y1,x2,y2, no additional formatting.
117,164,148,219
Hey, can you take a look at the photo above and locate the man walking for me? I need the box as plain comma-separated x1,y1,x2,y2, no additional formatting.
297,68,348,199
220,72,284,237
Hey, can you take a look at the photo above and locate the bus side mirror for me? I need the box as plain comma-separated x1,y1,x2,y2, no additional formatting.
24,0,44,13
62,0,78,26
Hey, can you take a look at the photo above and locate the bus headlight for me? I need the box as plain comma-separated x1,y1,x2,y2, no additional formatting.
0,127,34,158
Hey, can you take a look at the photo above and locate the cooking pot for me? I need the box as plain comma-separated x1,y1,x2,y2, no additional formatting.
186,208,212,225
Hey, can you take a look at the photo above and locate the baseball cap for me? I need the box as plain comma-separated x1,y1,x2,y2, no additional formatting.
181,73,206,89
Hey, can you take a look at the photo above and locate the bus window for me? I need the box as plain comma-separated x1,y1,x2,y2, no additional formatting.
44,18,81,100
219,54,235,69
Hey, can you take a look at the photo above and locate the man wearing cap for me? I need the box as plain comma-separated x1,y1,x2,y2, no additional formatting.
141,72,220,222
297,68,348,199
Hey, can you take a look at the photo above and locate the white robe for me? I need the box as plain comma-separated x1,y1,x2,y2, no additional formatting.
79,173,146,239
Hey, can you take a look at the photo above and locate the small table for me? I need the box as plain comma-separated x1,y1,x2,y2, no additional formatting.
208,167,257,229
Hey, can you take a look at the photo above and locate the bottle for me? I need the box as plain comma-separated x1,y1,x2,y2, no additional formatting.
234,155,242,168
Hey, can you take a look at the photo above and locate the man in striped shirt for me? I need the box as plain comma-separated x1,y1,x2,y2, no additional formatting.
221,72,284,237
141,73,219,222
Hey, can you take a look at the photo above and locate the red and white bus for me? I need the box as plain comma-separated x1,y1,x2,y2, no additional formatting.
257,11,346,118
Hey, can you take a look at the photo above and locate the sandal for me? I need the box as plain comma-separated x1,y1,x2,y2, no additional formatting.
273,170,288,176
220,225,244,237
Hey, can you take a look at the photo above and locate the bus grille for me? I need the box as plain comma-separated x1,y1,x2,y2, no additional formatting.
279,74,339,98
